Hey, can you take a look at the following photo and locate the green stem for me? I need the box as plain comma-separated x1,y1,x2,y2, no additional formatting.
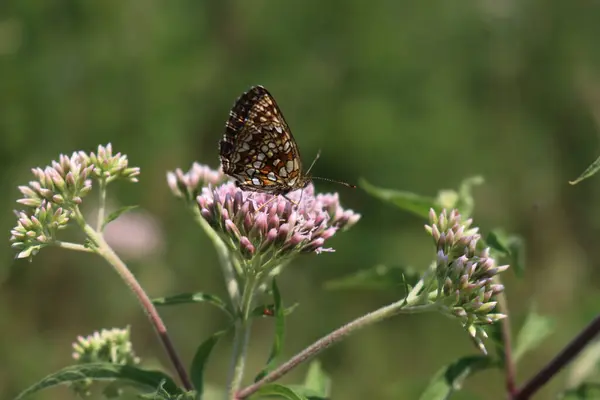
235,295,438,399
53,241,95,253
73,208,193,391
227,273,258,399
192,206,241,308
96,179,107,232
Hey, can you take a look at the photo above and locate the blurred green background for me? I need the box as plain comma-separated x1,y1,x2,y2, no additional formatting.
2,1,600,399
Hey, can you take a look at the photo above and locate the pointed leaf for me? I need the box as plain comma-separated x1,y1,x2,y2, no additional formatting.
360,178,438,219
152,292,233,319
454,176,484,218
506,235,526,277
485,231,510,256
570,155,600,185
485,230,525,277
14,363,181,400
418,356,493,400
513,310,555,363
254,279,285,382
284,386,328,400
251,383,309,400
302,360,331,397
101,205,139,230
487,317,506,368
566,339,600,388
137,380,193,399
560,383,600,399
324,264,420,294
190,329,228,398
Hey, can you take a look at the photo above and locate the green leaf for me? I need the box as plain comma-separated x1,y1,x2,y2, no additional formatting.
254,279,285,382
190,329,228,398
14,363,182,400
359,178,438,219
485,230,526,277
454,175,484,218
302,360,331,398
485,231,510,255
566,339,600,388
250,302,299,319
101,205,139,230
513,310,555,363
488,319,506,368
570,155,600,185
560,383,600,399
418,356,493,400
152,292,233,319
360,176,484,219
138,380,193,399
250,383,309,400
324,264,420,294
283,386,328,400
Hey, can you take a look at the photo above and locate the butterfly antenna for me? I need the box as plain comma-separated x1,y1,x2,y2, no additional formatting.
305,149,322,175
311,176,357,189
306,149,356,189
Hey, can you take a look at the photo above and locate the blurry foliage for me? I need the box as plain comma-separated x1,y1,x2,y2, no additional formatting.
3,1,600,399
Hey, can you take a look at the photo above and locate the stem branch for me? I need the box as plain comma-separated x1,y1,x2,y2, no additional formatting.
54,241,95,253
193,207,241,308
96,179,107,232
236,298,437,399
495,279,517,397
227,275,257,399
76,210,193,391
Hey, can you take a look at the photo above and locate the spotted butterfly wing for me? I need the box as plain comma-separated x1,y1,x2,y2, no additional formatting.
219,86,310,195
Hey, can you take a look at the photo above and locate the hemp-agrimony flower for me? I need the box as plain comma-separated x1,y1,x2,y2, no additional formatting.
70,326,140,397
182,164,359,276
78,143,140,183
17,152,94,209
425,208,509,353
10,144,141,259
166,162,228,204
10,201,71,259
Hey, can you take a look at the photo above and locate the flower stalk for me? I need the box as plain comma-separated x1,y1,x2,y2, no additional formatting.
74,207,193,391
227,273,259,398
235,290,438,399
167,163,361,400
10,145,192,391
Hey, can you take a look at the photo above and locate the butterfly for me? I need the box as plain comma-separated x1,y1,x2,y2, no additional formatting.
219,85,354,197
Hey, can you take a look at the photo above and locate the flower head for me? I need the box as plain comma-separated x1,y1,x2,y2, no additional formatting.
71,326,140,365
10,201,70,259
78,143,140,183
167,162,228,204
10,145,141,260
425,208,509,353
70,326,140,397
17,152,94,209
192,164,359,276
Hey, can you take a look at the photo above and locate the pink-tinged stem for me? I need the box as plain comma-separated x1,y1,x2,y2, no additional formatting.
79,213,193,391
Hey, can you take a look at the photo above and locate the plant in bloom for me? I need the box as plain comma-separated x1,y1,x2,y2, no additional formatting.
425,208,509,353
168,163,360,278
10,144,140,259
167,162,360,398
70,327,140,397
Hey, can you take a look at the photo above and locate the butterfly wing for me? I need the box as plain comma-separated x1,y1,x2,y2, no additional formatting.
219,86,305,194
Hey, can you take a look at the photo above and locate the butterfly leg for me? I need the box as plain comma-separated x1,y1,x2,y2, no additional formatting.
283,193,300,208
254,195,279,214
